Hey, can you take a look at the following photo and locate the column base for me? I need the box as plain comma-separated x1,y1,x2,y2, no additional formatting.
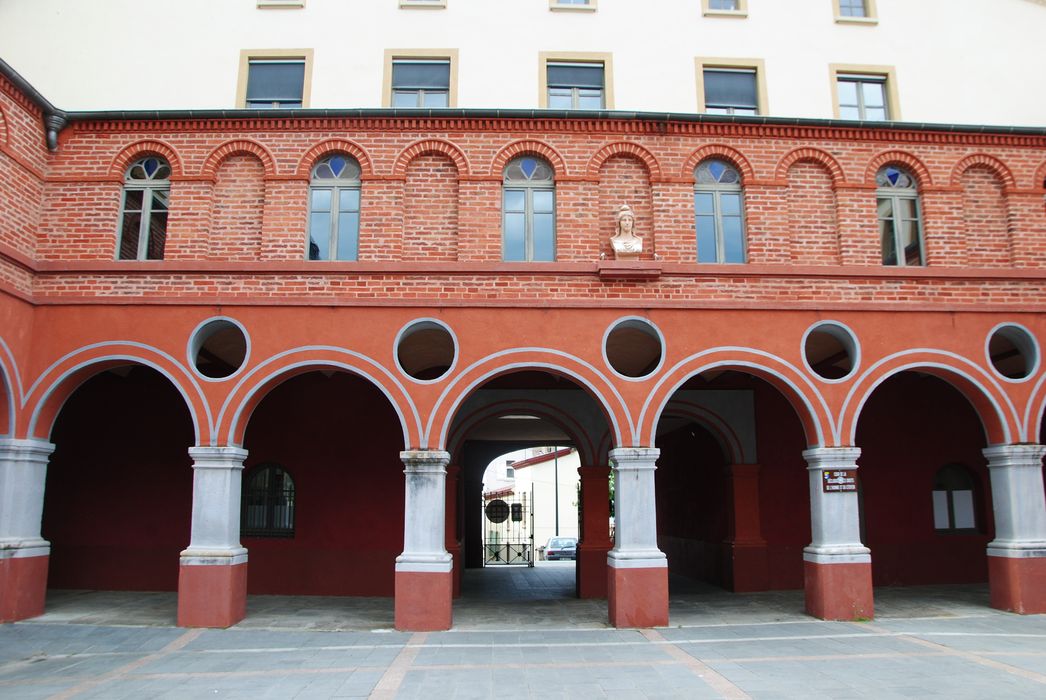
608,565,668,628
723,540,769,592
577,543,611,598
395,569,452,631
448,544,463,599
177,562,247,628
804,560,873,620
988,554,1046,614
0,554,49,622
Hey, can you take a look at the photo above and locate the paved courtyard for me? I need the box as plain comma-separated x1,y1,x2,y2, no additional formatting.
1,564,1045,699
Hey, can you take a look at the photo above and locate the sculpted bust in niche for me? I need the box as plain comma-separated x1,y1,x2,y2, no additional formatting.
610,204,642,258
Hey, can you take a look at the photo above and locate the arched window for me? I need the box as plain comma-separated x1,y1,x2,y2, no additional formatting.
308,154,361,261
503,156,555,261
932,464,978,533
118,156,171,260
241,463,296,538
694,159,746,263
876,165,924,266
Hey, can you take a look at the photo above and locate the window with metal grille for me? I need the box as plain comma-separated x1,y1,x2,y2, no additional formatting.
242,463,296,538
117,157,170,261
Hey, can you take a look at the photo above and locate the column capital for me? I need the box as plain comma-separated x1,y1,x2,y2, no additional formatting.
188,446,248,469
983,444,1046,470
401,450,450,473
0,438,55,462
803,447,861,471
609,447,659,470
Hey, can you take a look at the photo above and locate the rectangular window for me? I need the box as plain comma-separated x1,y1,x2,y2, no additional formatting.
257,0,305,8
550,0,596,9
834,0,877,22
391,59,451,108
546,62,605,109
400,0,447,9
838,0,866,16
237,50,312,108
703,0,747,15
837,74,888,120
703,69,758,115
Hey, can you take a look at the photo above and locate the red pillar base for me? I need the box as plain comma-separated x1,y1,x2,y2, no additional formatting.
723,541,769,593
177,563,247,628
577,544,611,598
804,560,874,620
395,570,452,631
608,566,668,628
448,545,463,599
0,555,49,622
989,555,1046,614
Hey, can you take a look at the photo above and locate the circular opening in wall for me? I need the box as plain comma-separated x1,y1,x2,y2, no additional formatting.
804,322,859,381
605,319,664,379
396,320,456,382
189,319,248,380
987,324,1038,381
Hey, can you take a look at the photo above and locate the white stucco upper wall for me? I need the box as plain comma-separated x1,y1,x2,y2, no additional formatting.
1,0,1044,126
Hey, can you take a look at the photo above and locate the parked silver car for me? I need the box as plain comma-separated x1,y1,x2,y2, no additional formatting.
544,537,578,561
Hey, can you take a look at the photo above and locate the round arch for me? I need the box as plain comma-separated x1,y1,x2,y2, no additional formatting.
200,139,278,180
428,349,631,452
393,139,470,178
217,346,421,448
865,150,934,187
839,350,1018,446
296,138,374,179
0,335,21,437
1032,160,1046,191
587,141,662,180
108,140,184,180
949,153,1017,190
682,144,756,182
490,140,568,177
1017,363,1046,443
0,104,8,147
639,348,833,448
658,400,747,465
24,343,209,444
775,147,847,185
447,399,600,466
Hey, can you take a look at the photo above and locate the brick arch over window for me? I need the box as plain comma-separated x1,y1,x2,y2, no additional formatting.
950,154,1016,190
784,157,841,265
682,145,755,182
108,140,183,179
587,142,661,181
201,140,277,180
209,151,267,261
490,140,568,177
775,147,846,185
865,150,933,187
297,139,374,179
0,104,8,146
1033,161,1046,191
393,139,469,178
957,159,1011,267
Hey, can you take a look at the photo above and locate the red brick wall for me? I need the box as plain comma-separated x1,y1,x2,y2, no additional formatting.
962,165,1011,267
403,154,458,262
787,161,840,265
598,155,653,260
209,155,265,261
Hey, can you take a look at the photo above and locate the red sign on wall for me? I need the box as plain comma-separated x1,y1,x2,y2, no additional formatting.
823,470,857,492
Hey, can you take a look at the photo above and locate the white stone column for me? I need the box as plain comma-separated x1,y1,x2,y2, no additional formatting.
396,450,452,572
802,447,869,563
983,444,1046,557
608,447,665,567
0,438,55,558
180,446,248,565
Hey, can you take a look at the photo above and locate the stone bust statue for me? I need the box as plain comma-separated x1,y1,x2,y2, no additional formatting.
610,204,642,258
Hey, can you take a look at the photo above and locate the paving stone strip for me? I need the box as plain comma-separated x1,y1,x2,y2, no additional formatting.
369,631,427,700
641,628,752,699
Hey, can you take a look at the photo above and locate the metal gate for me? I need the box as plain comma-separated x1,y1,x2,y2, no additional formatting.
482,489,534,566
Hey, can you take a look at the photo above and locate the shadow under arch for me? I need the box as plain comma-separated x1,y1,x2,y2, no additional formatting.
840,351,1017,446
24,343,209,445
427,349,632,451
218,347,421,448
658,399,746,465
639,348,833,449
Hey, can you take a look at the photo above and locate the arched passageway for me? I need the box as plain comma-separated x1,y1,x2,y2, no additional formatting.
43,366,194,593
241,371,405,597
654,370,810,596
856,372,994,590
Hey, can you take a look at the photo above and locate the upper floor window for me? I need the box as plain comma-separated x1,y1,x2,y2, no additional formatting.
704,0,746,14
117,157,170,261
244,58,306,108
932,464,978,533
242,463,296,538
703,68,758,115
391,59,451,108
309,155,362,261
834,0,877,22
503,156,555,262
400,0,447,8
876,165,923,266
694,159,746,263
550,0,595,9
257,0,305,8
837,73,888,120
546,62,605,110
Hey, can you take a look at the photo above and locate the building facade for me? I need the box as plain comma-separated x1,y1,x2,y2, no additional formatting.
1,0,1045,630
